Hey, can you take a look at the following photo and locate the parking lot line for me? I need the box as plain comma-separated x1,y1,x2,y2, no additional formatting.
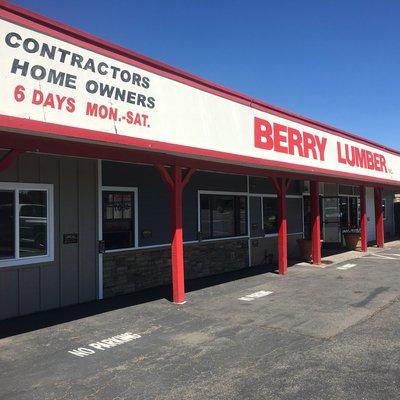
369,254,397,260
238,290,273,302
337,263,356,270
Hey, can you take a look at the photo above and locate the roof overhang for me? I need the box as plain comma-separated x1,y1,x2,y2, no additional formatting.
0,1,399,188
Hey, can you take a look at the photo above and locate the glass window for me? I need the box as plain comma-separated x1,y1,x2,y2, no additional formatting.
0,184,52,266
382,199,386,220
339,196,360,230
340,197,349,229
0,190,15,260
103,191,135,250
303,195,311,240
349,197,359,229
19,190,48,257
287,197,304,234
200,194,247,239
263,197,278,234
339,185,353,195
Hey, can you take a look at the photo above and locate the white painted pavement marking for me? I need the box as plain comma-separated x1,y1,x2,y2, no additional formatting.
367,253,397,260
238,290,273,302
68,331,141,358
337,263,356,270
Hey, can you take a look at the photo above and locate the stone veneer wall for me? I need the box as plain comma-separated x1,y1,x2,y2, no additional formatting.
103,238,249,298
249,234,302,266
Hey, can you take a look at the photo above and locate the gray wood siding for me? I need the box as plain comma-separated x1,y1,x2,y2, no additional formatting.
0,152,98,320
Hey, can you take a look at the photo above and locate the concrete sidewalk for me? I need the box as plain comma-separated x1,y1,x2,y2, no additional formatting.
293,239,400,268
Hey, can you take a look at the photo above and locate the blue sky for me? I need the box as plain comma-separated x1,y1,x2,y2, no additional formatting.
13,0,400,149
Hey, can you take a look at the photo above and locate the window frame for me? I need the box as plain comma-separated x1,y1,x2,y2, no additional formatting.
197,190,249,241
0,182,54,268
101,186,139,253
198,190,304,241
258,194,304,238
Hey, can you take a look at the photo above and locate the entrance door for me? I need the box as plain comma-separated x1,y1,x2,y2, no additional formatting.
322,197,341,243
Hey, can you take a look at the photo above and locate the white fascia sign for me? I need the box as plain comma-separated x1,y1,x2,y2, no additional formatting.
0,14,399,185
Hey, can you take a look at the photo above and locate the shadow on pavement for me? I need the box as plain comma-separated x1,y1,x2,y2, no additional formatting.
0,263,281,339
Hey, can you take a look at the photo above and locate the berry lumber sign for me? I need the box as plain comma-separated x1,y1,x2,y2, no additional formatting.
0,10,399,185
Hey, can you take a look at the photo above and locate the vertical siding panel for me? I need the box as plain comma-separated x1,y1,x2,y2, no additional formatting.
78,159,97,303
0,270,19,319
39,155,61,311
18,153,40,182
17,153,41,315
19,267,40,315
59,158,79,306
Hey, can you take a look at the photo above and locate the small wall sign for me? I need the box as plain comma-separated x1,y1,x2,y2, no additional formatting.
141,229,152,239
63,233,78,244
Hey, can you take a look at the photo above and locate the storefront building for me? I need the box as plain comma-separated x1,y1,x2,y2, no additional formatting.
0,2,399,320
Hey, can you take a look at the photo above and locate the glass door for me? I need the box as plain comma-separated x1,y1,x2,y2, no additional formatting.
322,197,341,243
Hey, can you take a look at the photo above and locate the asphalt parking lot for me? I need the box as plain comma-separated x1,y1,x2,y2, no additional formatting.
1,247,400,400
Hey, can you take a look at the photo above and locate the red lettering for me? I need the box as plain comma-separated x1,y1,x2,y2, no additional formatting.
354,148,366,168
366,151,374,169
337,142,389,173
14,85,25,102
134,113,142,126
344,144,355,166
380,155,387,173
66,97,75,113
374,153,381,171
254,117,273,150
303,132,317,160
55,95,66,110
287,128,304,157
126,111,133,124
337,142,346,164
43,94,55,108
273,123,288,154
32,89,43,105
315,136,327,161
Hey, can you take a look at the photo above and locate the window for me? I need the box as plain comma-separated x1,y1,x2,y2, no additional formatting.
102,187,137,250
339,196,360,230
0,183,53,267
287,197,304,234
263,197,278,234
199,193,247,239
349,197,359,228
382,199,386,221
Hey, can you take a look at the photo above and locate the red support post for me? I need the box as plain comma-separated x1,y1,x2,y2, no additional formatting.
155,165,195,304
374,187,384,248
170,166,185,304
272,177,288,275
360,185,368,252
310,181,321,265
